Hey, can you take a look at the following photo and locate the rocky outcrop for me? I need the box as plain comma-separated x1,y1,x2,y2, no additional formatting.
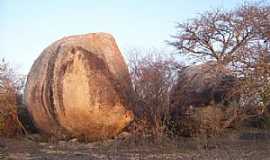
24,33,134,141
170,61,238,118
169,62,239,136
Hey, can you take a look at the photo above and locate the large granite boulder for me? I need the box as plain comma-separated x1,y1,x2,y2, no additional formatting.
24,33,134,141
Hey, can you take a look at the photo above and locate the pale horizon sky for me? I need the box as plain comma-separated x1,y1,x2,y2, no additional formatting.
0,0,261,74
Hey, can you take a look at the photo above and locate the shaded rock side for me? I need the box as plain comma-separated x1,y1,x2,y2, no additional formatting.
170,61,238,117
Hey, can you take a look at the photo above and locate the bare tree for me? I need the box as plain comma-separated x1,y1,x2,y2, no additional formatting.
0,59,25,94
169,3,270,65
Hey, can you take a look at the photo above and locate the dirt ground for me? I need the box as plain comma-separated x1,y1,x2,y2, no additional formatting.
1,129,270,160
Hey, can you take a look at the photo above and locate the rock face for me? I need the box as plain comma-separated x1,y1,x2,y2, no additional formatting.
169,62,238,136
170,61,237,117
24,33,134,141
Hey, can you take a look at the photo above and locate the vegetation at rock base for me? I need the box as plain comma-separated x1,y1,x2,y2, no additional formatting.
126,48,182,140
0,59,26,137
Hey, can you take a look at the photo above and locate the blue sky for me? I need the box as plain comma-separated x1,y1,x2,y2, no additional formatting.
0,0,255,74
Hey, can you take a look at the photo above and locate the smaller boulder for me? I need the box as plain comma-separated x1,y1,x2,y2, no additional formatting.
169,61,239,136
170,61,238,116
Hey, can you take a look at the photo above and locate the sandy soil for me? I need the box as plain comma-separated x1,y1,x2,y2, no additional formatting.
1,130,270,160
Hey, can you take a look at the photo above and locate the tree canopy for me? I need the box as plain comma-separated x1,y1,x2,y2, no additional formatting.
169,3,270,65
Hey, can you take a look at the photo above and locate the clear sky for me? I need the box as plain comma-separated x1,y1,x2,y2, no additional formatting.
0,0,257,74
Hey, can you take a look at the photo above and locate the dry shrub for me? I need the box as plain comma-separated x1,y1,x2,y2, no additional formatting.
127,48,181,140
173,102,254,137
194,105,224,135
174,104,224,137
0,59,26,137
0,90,22,137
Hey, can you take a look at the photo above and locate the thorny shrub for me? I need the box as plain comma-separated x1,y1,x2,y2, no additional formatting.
127,49,182,140
0,59,26,137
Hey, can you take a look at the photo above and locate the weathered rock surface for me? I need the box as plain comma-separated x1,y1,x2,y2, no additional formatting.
169,62,238,136
24,33,134,141
170,61,237,117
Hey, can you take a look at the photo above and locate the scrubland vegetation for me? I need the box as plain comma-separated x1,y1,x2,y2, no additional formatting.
0,2,270,160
